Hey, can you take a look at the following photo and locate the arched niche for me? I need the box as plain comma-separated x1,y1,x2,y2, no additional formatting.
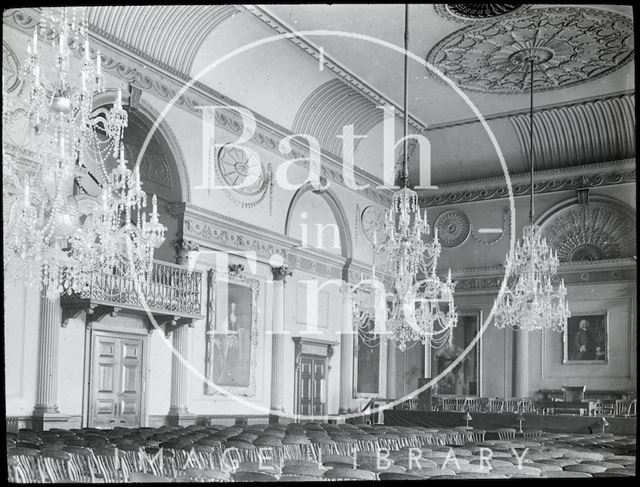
86,91,190,263
538,194,636,262
285,183,353,261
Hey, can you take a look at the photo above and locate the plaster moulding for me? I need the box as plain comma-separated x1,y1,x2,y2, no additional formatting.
418,159,636,207
3,8,392,207
427,6,634,94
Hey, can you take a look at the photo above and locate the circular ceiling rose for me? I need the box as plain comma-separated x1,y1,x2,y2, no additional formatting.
426,7,634,93
436,4,524,22
434,209,470,248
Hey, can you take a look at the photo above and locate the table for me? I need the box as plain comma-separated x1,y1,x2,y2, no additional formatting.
534,400,592,416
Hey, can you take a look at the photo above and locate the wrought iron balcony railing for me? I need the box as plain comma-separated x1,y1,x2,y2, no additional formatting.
62,259,203,319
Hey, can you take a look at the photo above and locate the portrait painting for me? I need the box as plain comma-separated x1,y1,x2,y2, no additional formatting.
563,312,608,364
205,268,259,396
431,311,481,396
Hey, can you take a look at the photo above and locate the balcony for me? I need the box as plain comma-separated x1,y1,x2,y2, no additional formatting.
60,259,203,324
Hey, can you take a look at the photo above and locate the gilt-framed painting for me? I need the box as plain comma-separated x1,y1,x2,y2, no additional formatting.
204,268,260,396
563,312,608,364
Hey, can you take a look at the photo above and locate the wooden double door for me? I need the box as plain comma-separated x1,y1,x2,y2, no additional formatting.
89,331,145,428
297,355,327,416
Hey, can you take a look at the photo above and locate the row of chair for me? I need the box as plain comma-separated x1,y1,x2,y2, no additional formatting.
434,396,536,413
7,424,634,482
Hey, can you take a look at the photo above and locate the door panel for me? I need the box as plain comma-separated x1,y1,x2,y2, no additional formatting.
297,355,326,416
119,338,143,427
90,332,144,428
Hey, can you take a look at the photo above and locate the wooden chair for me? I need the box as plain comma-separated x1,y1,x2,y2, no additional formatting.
501,398,519,413
63,445,97,482
129,471,172,482
323,467,377,480
40,448,82,483
497,428,517,440
93,446,130,483
232,470,279,482
176,467,231,482
486,398,503,413
7,447,45,483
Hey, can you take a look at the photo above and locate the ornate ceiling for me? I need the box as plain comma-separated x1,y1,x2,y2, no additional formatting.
427,7,634,94
3,4,634,186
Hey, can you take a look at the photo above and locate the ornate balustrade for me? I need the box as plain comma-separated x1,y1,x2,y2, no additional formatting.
61,260,203,321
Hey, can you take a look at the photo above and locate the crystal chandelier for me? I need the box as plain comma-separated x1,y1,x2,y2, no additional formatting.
3,6,166,298
493,58,570,332
371,5,457,352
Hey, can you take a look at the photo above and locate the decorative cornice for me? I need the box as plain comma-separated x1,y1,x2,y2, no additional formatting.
172,202,365,281
451,258,637,291
170,202,296,260
243,5,427,132
2,8,393,207
418,159,636,207
511,95,635,172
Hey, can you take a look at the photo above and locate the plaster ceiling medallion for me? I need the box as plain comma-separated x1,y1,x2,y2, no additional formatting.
435,4,525,22
434,209,470,247
427,7,634,93
540,204,636,262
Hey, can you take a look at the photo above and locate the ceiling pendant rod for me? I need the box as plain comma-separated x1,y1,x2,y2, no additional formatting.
402,3,409,188
529,58,535,224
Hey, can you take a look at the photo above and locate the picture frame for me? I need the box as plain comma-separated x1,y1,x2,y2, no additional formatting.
204,268,260,396
563,312,608,364
352,285,387,400
431,310,482,396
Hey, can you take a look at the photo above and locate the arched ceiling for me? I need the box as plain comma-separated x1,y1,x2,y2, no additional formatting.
76,3,634,185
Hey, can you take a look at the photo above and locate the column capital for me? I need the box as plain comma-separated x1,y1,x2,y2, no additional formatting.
271,265,292,282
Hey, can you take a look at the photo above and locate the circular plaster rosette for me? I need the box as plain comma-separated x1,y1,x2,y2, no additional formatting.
434,209,470,248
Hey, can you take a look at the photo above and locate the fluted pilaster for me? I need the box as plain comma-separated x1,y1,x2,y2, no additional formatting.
339,283,354,413
34,294,61,415
514,329,529,398
169,324,190,415
269,266,290,421
387,341,397,400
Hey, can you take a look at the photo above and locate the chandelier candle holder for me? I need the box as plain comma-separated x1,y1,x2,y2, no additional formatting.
370,5,457,352
493,56,570,332
3,7,166,298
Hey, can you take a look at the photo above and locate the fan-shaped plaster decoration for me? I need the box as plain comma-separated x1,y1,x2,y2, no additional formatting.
540,204,636,262
435,4,525,22
434,209,471,248
427,7,634,93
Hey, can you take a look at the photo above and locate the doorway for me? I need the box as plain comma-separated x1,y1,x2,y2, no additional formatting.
88,331,146,428
297,354,327,416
